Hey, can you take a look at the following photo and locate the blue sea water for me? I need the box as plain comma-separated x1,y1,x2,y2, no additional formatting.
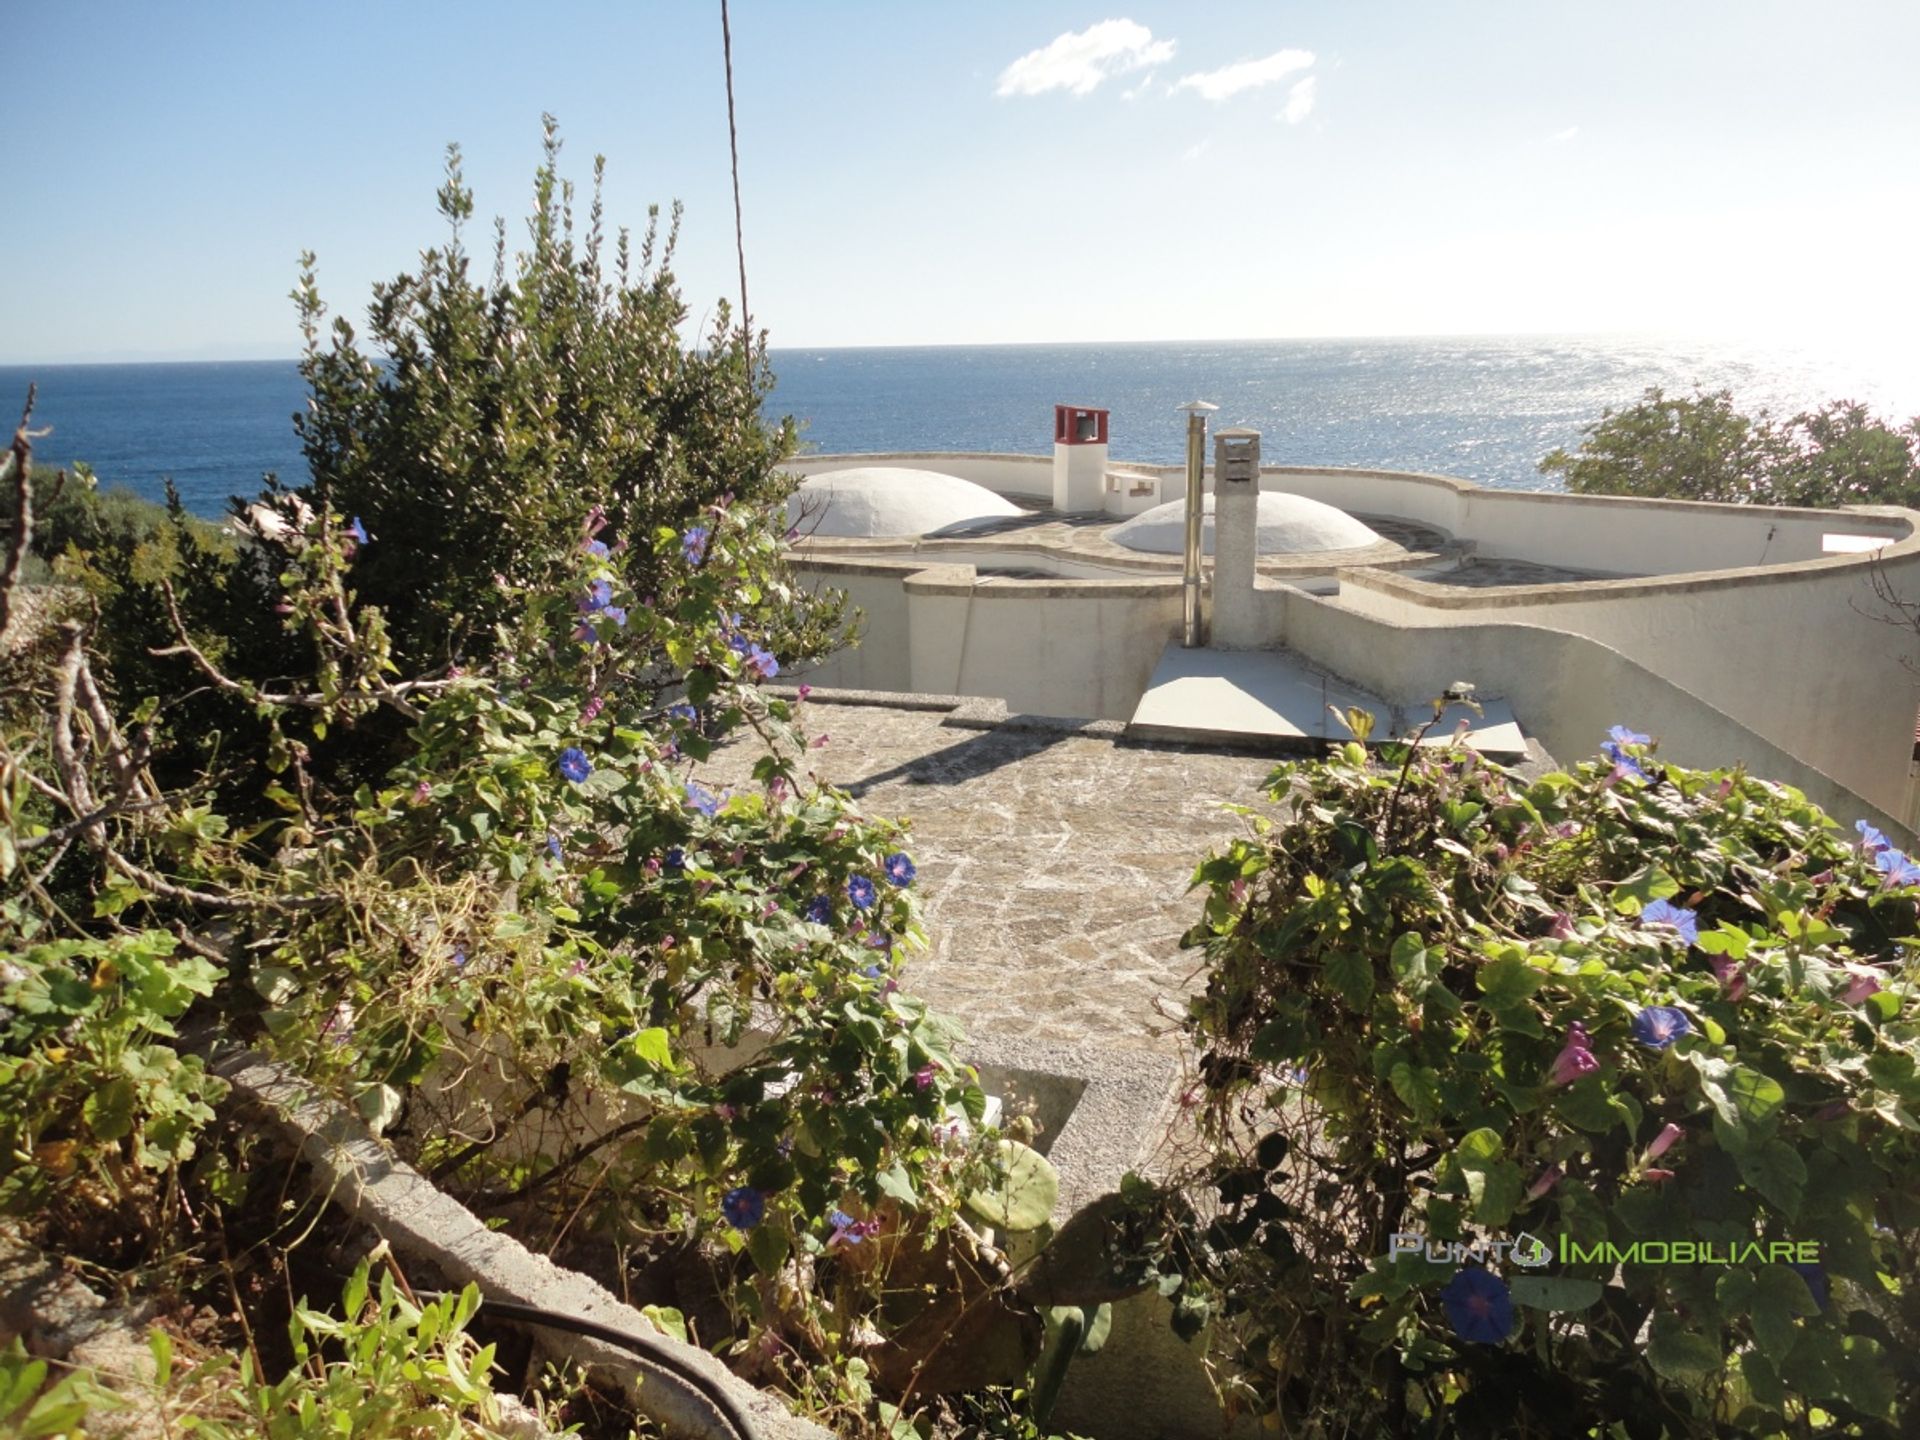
4,336,1915,518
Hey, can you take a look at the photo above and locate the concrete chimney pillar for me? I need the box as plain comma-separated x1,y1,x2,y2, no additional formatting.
1052,404,1110,513
1211,427,1262,648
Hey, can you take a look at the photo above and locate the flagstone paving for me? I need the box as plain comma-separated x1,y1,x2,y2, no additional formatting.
699,699,1282,1055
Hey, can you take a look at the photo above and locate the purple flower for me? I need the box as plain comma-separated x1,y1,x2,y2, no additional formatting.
804,895,835,925
913,1064,937,1091
1856,819,1891,854
558,747,592,784
603,605,628,628
1548,1023,1599,1086
452,946,467,969
663,846,686,872
883,852,916,887
1547,912,1577,941
721,1186,765,1231
583,538,610,557
682,526,710,565
685,782,720,817
1842,971,1882,1005
828,1208,881,1247
1640,899,1699,947
1526,1165,1563,1201
1632,1005,1691,1050
746,644,780,679
848,876,877,911
1441,1268,1514,1344
1609,725,1651,746
586,579,613,612
574,621,599,644
345,516,370,545
728,633,751,655
1600,742,1650,784
1646,1122,1684,1160
1873,847,1920,887
859,962,884,978
546,833,563,861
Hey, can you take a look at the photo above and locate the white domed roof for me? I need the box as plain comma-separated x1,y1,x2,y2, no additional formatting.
786,467,1025,539
1110,492,1382,555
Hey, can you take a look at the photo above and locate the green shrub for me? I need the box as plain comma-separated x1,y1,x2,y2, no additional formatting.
1173,721,1920,1437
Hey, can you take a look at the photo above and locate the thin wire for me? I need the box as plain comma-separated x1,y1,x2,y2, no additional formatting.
721,0,750,337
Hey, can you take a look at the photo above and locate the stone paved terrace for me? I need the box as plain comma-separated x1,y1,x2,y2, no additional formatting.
699,696,1282,1056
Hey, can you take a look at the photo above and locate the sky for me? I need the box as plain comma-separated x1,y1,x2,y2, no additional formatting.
6,1,1920,362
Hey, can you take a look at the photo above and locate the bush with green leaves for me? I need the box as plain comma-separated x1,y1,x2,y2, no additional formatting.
1540,387,1920,508
1173,720,1920,1438
0,924,226,1225
291,113,839,677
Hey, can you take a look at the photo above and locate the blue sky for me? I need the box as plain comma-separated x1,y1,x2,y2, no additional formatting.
6,1,1919,362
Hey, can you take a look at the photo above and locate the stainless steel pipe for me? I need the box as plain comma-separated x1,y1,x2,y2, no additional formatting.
1179,401,1217,647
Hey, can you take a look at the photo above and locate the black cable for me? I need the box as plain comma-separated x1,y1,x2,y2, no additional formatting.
407,1285,763,1440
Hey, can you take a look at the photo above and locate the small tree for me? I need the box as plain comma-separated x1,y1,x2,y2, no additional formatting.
1541,387,1920,509
292,113,842,678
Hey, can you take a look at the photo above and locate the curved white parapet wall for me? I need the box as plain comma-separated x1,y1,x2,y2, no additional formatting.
1109,491,1383,555
786,467,1025,539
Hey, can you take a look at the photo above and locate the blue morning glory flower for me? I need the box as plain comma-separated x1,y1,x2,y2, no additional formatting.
1640,899,1698,947
586,579,613,612
721,1186,765,1230
452,946,467,969
663,847,686,872
1609,725,1651,747
603,605,628,627
558,747,592,784
346,516,369,545
682,526,710,565
667,703,699,726
848,876,877,910
1874,847,1920,887
727,633,751,654
584,539,609,557
1789,1261,1829,1312
1857,820,1892,854
546,833,563,861
1600,741,1650,783
859,962,885,979
746,644,779,679
883,852,916,887
1441,1268,1513,1344
804,895,834,924
1631,1005,1691,1050
685,782,720,817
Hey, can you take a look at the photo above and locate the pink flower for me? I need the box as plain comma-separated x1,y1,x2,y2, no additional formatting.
1726,967,1749,1002
1808,869,1835,885
797,684,813,700
644,857,661,875
1641,1168,1676,1184
811,733,830,749
1548,1024,1599,1087
1843,973,1882,1005
1229,879,1249,906
913,1065,936,1091
1527,1165,1563,1200
1547,913,1576,941
1646,1123,1684,1160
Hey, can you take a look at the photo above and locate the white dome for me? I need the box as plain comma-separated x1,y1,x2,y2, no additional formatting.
1110,492,1382,555
786,467,1026,539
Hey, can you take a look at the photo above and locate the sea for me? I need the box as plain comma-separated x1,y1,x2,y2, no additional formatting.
4,335,1916,519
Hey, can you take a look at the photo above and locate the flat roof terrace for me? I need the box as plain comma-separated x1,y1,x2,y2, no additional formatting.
698,695,1282,1054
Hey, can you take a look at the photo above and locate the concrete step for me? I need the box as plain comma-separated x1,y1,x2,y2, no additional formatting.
1126,643,1527,759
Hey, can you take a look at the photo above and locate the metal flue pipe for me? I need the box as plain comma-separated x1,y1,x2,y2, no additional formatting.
1178,401,1217,647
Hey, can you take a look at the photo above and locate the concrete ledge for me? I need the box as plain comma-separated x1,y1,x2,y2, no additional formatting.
213,1052,834,1440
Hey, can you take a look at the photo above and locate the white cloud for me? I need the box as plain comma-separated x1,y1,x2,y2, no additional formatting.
1549,125,1581,143
1172,48,1314,102
1119,73,1161,102
996,20,1176,98
1181,138,1212,162
1279,76,1317,125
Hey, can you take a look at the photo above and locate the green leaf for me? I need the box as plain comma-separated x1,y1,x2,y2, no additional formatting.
964,1140,1058,1231
1647,1311,1725,1384
1323,950,1375,1009
1475,955,1541,1009
1749,1264,1818,1357
1615,866,1681,908
1463,1159,1523,1228
1388,1061,1443,1123
629,1026,674,1069
83,1078,136,1142
1508,1275,1604,1312
1735,1139,1807,1218
641,1305,689,1344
